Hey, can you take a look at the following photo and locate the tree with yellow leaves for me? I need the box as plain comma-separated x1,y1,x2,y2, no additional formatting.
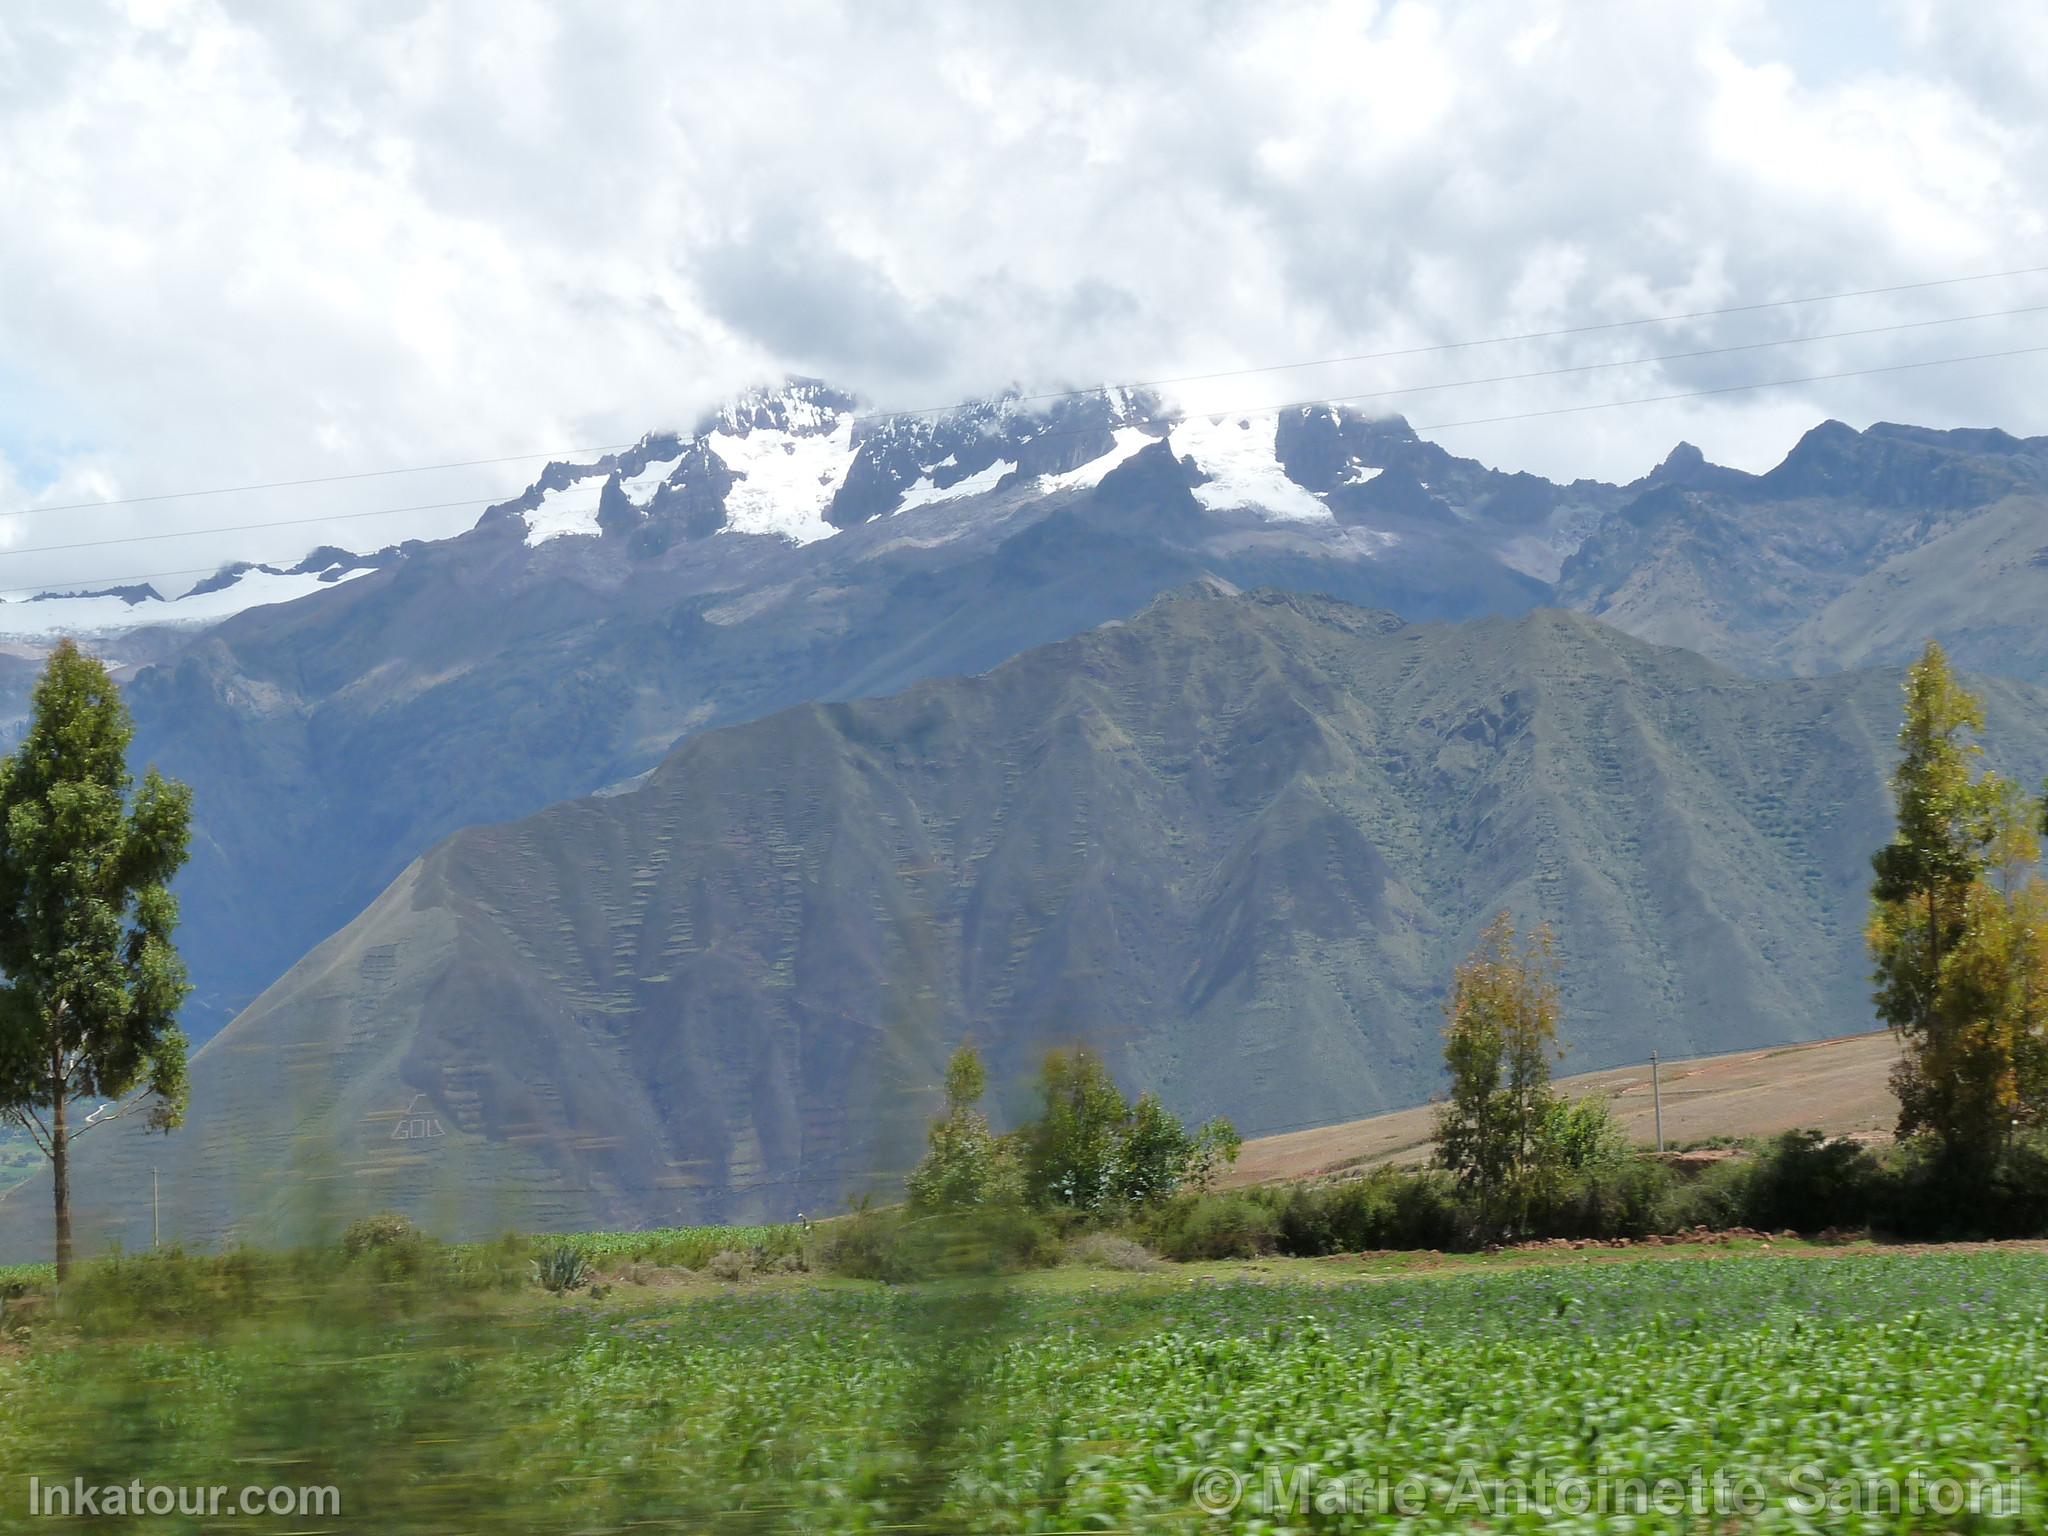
1870,641,2048,1166
1435,912,1561,1230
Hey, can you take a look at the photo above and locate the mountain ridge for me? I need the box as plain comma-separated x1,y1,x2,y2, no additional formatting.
13,585,2048,1258
4,386,2043,1052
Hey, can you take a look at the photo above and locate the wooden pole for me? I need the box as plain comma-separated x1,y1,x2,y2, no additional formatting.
1651,1051,1664,1153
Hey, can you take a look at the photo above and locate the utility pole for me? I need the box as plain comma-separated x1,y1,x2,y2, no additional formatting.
152,1166,159,1249
1651,1051,1664,1154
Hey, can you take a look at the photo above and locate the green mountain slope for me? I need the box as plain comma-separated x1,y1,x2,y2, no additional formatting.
1558,422,2048,679
1778,492,2048,678
12,587,2048,1256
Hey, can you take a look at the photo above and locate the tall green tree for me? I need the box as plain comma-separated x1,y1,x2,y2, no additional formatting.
0,640,193,1277
1021,1048,1130,1211
1434,912,1561,1229
1017,1047,1237,1211
906,1043,1019,1211
1868,640,2048,1164
1870,641,2000,1001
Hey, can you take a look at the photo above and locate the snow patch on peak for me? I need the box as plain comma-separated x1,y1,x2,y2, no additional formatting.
709,416,857,542
522,473,611,546
0,566,375,640
619,454,682,506
1172,413,1330,522
895,457,1017,512
1040,427,1160,492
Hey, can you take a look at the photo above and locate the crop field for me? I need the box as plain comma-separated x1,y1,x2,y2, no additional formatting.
0,1247,2041,1531
545,1221,805,1268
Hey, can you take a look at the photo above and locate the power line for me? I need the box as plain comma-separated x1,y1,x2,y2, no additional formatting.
12,443,638,519
852,259,2048,421
0,563,242,599
928,337,2048,455
5,315,2045,571
1405,341,2048,434
1206,299,2048,416
0,492,513,560
761,335,2048,464
8,258,2045,521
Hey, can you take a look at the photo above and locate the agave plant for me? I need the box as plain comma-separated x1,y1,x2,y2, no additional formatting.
531,1243,592,1294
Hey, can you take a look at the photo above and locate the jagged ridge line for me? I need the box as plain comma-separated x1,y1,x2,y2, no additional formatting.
9,326,2048,577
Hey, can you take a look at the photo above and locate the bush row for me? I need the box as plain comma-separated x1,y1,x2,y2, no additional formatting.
1133,1130,2048,1261
31,1131,2048,1309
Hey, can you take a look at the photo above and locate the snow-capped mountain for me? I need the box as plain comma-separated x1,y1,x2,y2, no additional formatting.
9,377,2046,1052
474,377,1616,570
484,379,1176,551
0,379,1614,649
0,547,398,643
102,379,1598,1040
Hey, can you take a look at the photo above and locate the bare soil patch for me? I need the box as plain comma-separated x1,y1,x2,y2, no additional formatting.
1227,1029,1903,1186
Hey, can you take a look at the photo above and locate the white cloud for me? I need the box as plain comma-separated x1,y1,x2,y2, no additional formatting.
0,0,2045,592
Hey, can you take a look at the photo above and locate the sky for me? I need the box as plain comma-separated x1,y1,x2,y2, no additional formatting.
0,0,2045,596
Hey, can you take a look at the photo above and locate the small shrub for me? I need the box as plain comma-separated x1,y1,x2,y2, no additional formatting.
1270,1179,1384,1256
1661,1155,1754,1231
1884,1135,2048,1240
899,1206,1063,1278
1379,1169,1469,1251
618,1261,694,1286
1264,1168,1472,1256
811,1207,912,1283
340,1212,429,1281
445,1234,528,1293
0,1290,46,1336
1741,1130,1881,1234
1144,1193,1280,1261
1064,1232,1162,1272
973,1206,1062,1270
1989,1137,2048,1236
342,1212,421,1261
1268,1183,1348,1256
706,1250,752,1283
1529,1159,1676,1241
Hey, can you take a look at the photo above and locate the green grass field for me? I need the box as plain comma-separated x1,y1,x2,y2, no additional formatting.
0,1240,2041,1531
0,1220,810,1296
